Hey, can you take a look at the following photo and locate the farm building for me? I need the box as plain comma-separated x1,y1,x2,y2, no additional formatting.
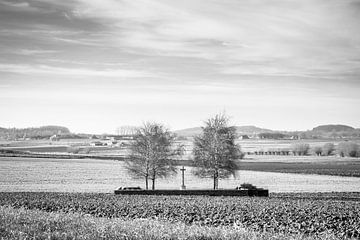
239,135,250,140
90,141,104,146
49,135,60,141
103,140,118,146
89,135,98,139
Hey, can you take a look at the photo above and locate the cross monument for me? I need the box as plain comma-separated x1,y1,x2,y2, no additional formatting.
180,166,186,190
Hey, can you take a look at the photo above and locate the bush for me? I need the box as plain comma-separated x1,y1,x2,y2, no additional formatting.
338,142,359,157
322,143,335,156
67,147,80,154
313,146,322,156
82,148,91,154
292,143,310,156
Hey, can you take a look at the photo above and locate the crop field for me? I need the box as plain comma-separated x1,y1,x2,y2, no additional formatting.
0,139,94,148
2,138,360,155
0,192,359,239
187,138,360,153
238,159,360,177
2,138,360,179
1,206,342,240
1,157,360,193
0,145,70,153
235,139,360,152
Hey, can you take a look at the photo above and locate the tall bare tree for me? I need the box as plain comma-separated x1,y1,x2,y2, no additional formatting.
322,143,335,156
125,122,184,190
192,113,243,189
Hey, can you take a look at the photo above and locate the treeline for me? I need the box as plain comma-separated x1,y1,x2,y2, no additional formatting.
291,142,360,157
257,131,360,140
255,124,360,140
0,126,70,140
297,131,360,139
258,132,289,139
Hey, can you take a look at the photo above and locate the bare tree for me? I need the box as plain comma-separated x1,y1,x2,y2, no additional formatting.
322,143,335,156
192,113,243,189
125,122,184,190
338,142,359,157
116,126,137,136
313,146,322,156
292,143,310,156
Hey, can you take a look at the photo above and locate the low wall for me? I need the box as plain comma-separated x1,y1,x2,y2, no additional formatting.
114,189,269,197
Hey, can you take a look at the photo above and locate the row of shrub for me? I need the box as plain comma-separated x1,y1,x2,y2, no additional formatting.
291,142,359,157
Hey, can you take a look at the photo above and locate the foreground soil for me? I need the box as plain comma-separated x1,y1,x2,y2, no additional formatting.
0,205,343,240
0,192,359,239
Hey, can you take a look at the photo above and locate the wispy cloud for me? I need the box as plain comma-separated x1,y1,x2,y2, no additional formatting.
2,0,360,80
0,63,150,78
66,0,360,80
0,1,30,8
14,49,59,56
0,0,359,132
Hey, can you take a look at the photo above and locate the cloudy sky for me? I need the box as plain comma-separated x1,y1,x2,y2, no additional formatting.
0,0,359,133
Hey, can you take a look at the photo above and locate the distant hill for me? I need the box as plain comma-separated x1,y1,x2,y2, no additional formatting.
236,125,273,135
175,125,274,137
312,125,355,132
306,124,359,139
0,125,71,140
175,124,360,139
174,127,202,137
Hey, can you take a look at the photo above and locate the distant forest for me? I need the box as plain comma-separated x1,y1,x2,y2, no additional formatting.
254,125,360,140
0,126,70,140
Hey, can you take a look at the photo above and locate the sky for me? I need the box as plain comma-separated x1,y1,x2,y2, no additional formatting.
0,0,359,134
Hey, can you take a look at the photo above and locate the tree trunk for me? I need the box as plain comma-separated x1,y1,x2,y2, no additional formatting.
152,178,155,190
213,171,218,190
145,176,148,190
213,175,216,190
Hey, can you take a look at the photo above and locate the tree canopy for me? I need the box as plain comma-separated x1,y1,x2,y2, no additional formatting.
192,114,243,189
125,122,184,190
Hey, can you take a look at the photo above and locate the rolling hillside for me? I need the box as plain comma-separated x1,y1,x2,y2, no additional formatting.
0,126,71,140
312,124,355,132
175,124,360,138
175,125,274,137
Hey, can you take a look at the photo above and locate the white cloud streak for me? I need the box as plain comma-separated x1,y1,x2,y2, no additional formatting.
0,0,359,132
0,64,150,78
14,49,59,55
1,1,30,8
67,0,360,79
